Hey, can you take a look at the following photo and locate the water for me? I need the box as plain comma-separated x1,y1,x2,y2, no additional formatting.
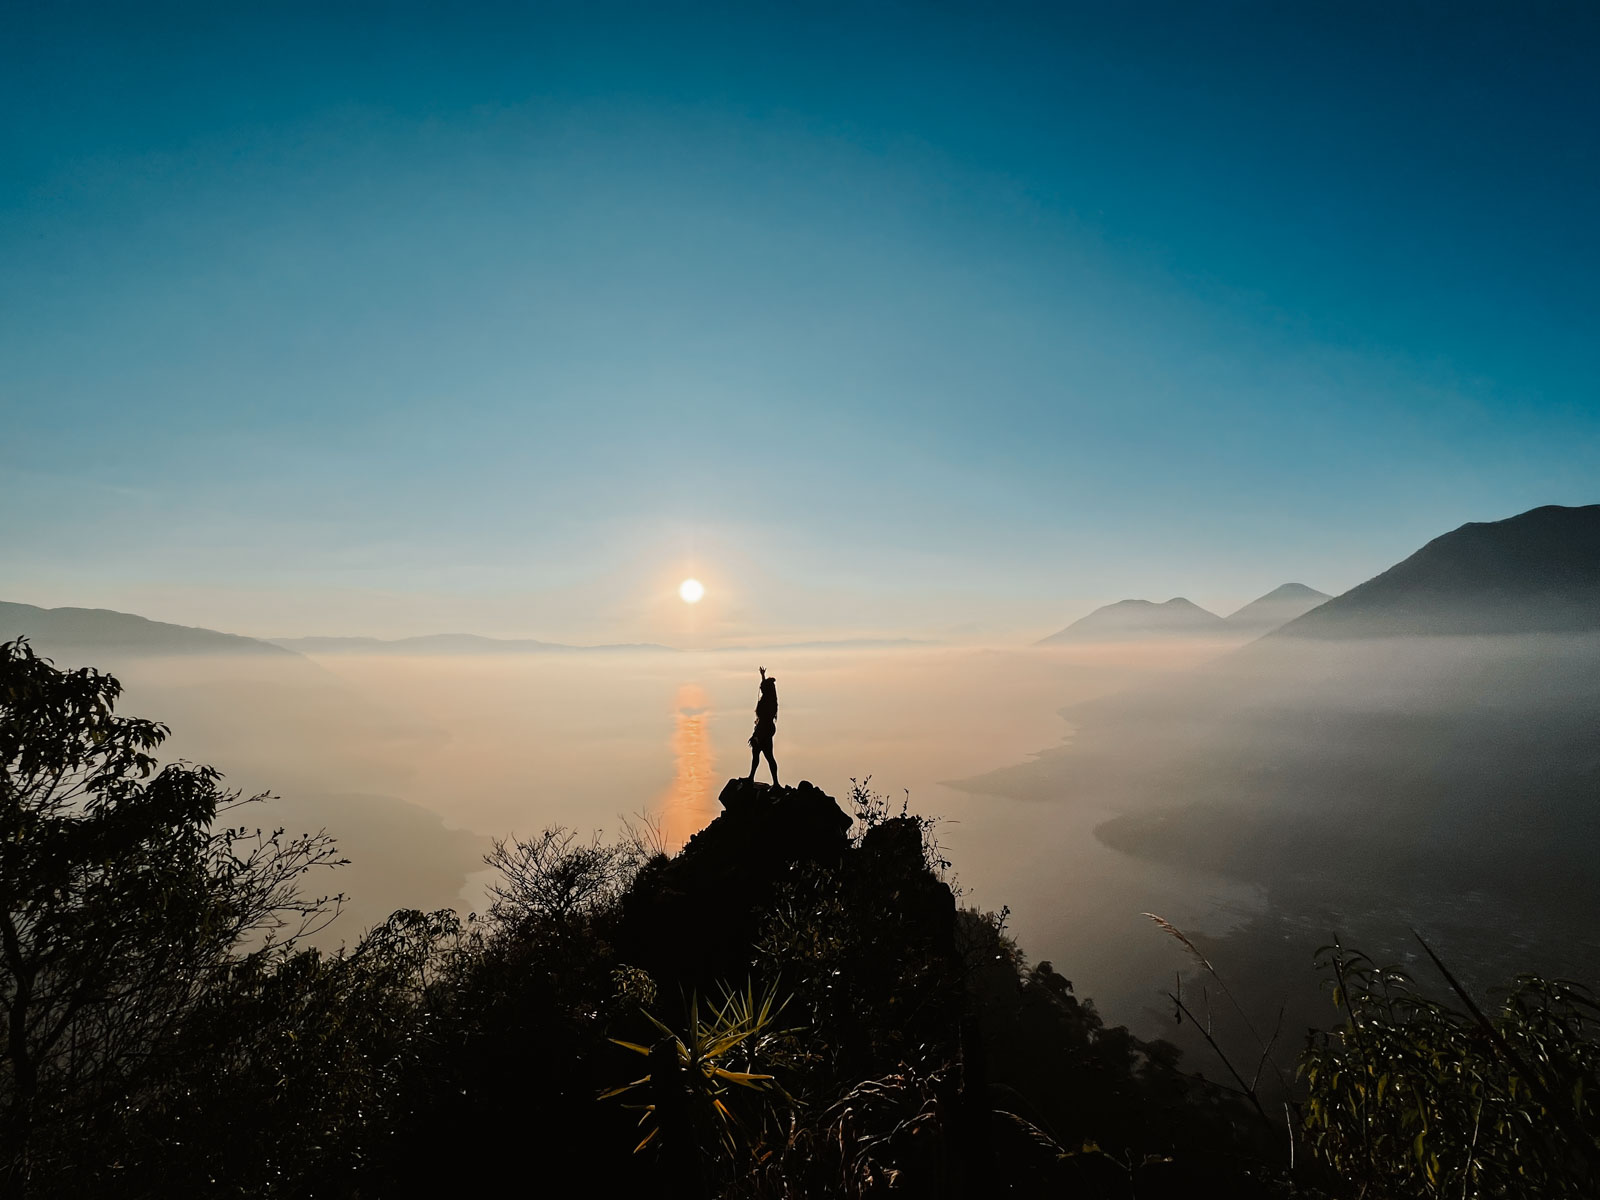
109,642,1266,1034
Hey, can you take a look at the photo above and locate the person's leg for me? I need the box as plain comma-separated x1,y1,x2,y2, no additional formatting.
764,748,779,787
748,746,760,780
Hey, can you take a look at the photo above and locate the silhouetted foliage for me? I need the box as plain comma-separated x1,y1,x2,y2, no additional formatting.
0,639,343,1196
485,824,643,931
603,980,798,1196
1300,942,1600,1197
5,642,1589,1196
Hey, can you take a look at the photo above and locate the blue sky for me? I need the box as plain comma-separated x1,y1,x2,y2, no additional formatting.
3,2,1596,642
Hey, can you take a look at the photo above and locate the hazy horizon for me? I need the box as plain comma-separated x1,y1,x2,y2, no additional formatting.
12,634,1271,1029
13,612,1595,1046
5,577,1339,647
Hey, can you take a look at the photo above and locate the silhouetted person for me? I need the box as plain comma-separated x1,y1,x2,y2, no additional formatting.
747,666,779,786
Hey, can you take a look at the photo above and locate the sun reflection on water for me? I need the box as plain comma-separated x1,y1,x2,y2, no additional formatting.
658,683,718,849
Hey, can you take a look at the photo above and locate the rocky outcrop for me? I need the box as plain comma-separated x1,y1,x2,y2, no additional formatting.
617,779,855,986
707,777,852,848
615,779,959,998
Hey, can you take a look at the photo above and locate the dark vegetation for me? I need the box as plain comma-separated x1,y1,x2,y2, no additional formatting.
2,638,1596,1197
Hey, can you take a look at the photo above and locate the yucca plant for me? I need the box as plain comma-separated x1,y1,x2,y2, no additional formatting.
602,980,799,1171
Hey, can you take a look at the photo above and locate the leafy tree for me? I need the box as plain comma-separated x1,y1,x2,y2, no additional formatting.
0,639,342,1196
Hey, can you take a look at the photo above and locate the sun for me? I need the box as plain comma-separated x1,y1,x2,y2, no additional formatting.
678,578,705,604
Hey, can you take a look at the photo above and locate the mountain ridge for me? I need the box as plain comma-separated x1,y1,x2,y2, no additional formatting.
1222,582,1329,633
1040,581,1331,645
1038,597,1227,644
0,601,295,658
1273,504,1600,638
270,633,675,655
969,503,1600,945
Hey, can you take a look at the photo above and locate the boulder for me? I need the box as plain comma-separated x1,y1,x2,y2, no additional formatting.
617,779,853,987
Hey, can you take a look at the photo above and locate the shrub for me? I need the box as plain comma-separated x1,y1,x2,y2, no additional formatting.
1300,942,1600,1197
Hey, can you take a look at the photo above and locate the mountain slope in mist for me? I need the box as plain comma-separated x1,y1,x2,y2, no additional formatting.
1274,504,1600,638
1043,583,1330,645
0,601,295,659
980,504,1600,937
271,634,673,655
1039,597,1227,643
1222,583,1329,634
0,602,482,939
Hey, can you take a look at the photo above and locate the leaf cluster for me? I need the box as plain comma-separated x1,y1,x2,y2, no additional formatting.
604,980,797,1163
1300,941,1600,1197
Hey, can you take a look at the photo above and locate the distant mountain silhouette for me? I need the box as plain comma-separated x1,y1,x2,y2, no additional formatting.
1222,583,1329,633
710,637,933,652
0,601,294,658
273,634,928,655
974,503,1600,990
271,633,673,655
1274,504,1600,638
1039,597,1227,644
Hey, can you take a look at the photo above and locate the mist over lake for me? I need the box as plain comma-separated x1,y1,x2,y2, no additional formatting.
20,510,1600,1071
26,541,1600,1057
84,641,1265,1032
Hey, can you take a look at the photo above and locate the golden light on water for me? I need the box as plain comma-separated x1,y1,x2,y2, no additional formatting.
679,578,705,603
658,683,717,848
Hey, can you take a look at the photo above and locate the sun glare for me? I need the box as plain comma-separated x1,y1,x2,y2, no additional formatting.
679,578,705,604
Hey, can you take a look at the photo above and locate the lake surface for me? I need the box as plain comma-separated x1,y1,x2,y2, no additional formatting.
114,642,1267,1035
